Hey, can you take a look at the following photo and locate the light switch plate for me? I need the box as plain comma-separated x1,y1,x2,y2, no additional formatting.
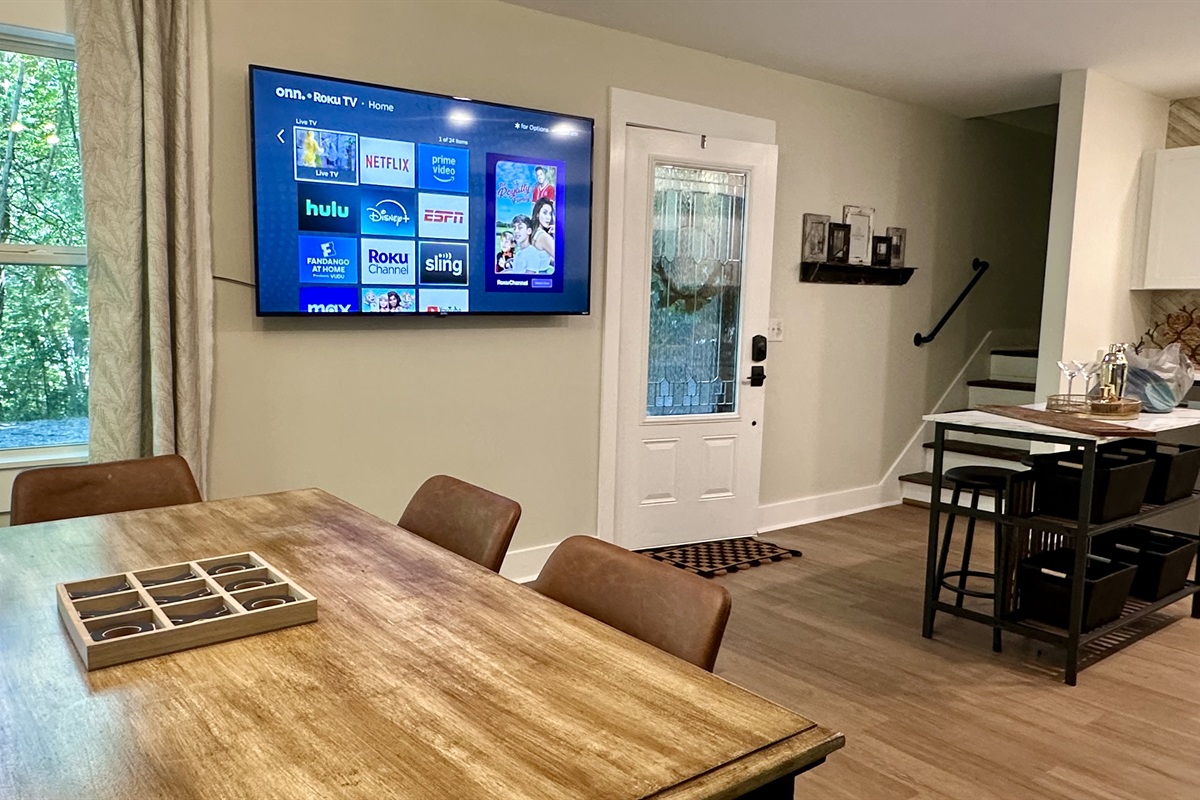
767,318,784,342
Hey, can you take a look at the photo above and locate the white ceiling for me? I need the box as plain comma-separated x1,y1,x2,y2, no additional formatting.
502,0,1200,118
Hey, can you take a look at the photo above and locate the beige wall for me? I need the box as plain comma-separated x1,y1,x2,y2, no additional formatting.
0,0,66,33
1036,70,1168,398
207,0,1052,557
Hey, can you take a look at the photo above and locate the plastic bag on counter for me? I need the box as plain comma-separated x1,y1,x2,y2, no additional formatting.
1126,343,1194,412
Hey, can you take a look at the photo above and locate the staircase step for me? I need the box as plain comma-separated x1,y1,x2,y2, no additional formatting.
921,440,1028,462
969,386,1035,408
922,440,1031,474
990,348,1038,358
966,378,1036,391
989,351,1038,382
899,471,1000,495
957,431,1038,450
899,471,1000,511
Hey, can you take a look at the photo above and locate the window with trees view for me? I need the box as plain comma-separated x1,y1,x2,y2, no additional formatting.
0,41,87,452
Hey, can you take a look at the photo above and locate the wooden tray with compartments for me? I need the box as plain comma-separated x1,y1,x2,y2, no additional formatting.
56,552,317,670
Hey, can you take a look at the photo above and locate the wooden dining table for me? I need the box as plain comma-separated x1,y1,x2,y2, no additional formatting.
0,488,843,799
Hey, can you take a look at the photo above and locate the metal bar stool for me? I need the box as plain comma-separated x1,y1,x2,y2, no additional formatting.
934,465,1019,652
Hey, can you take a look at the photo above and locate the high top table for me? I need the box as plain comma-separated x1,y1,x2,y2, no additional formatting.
921,405,1200,685
0,488,843,799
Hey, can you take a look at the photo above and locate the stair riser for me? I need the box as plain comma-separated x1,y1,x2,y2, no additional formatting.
923,450,1031,472
968,386,1036,407
901,482,998,512
989,354,1038,383
955,432,1034,450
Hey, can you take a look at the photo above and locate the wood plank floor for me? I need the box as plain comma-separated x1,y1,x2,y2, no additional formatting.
713,504,1200,800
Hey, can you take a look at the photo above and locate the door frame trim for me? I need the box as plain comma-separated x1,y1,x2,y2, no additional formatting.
597,89,775,544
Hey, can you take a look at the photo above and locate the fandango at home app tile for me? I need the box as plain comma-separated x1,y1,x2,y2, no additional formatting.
418,193,469,240
298,235,358,283
360,186,416,238
359,137,415,188
299,286,357,313
418,143,469,193
419,241,469,285
297,183,358,233
361,238,416,285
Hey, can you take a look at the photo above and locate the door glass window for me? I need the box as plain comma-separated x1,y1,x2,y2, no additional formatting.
645,164,746,417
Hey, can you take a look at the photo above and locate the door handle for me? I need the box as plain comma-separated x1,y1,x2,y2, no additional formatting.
747,366,766,387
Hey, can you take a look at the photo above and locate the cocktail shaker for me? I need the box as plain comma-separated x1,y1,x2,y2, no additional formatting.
1099,343,1129,398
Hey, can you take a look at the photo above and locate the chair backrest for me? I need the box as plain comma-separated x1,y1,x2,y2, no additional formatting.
398,475,521,573
10,454,203,526
530,535,732,672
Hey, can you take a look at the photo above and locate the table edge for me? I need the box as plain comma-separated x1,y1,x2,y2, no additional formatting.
646,725,845,799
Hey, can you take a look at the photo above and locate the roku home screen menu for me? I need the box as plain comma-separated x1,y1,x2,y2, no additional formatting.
249,66,594,315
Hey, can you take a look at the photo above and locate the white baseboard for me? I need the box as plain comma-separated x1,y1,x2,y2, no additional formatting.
757,485,899,533
757,330,1001,535
500,541,558,584
519,332,1014,569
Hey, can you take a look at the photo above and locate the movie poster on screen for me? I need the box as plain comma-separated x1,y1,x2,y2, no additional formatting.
485,154,565,293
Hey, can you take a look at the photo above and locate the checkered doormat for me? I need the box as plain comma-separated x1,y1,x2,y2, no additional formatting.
641,537,802,578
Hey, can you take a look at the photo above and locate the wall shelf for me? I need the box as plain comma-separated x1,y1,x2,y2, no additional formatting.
799,262,915,286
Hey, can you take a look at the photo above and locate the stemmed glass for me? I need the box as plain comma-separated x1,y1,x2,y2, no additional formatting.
1074,360,1101,395
1057,360,1082,396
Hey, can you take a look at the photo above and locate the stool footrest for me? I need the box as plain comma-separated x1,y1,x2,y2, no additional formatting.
940,569,996,599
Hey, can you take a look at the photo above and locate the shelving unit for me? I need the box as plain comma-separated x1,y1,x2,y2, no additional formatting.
799,261,915,286
921,413,1200,685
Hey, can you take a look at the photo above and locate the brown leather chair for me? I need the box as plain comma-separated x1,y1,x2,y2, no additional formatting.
10,454,202,526
530,535,732,672
398,475,521,573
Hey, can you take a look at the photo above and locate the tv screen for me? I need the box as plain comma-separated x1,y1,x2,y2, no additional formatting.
248,66,594,316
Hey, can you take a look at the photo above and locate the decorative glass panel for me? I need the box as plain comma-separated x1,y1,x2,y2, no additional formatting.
645,164,746,417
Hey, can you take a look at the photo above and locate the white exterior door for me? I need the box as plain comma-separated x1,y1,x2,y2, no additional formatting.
615,127,777,550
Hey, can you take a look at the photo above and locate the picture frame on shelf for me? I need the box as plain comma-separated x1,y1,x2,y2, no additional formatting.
887,226,907,267
827,223,850,264
871,236,893,267
801,213,830,262
843,205,874,265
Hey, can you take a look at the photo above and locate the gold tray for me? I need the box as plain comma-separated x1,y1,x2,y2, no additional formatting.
1046,394,1142,421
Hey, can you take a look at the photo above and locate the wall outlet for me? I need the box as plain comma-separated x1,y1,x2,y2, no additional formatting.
767,318,784,342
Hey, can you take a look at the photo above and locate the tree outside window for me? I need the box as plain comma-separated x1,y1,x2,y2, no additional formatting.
0,41,88,451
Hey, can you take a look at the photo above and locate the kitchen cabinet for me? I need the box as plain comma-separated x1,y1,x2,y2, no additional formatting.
1134,145,1200,289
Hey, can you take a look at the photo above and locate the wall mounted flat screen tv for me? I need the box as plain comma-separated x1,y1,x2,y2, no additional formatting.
249,66,594,316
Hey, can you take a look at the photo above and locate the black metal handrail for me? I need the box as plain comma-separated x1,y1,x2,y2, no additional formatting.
914,258,990,346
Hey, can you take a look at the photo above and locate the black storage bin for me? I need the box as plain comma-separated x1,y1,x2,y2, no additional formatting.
1017,548,1137,631
1025,451,1154,523
1099,440,1200,504
1092,526,1199,601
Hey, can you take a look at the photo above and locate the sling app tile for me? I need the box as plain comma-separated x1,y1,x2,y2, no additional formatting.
419,241,469,285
